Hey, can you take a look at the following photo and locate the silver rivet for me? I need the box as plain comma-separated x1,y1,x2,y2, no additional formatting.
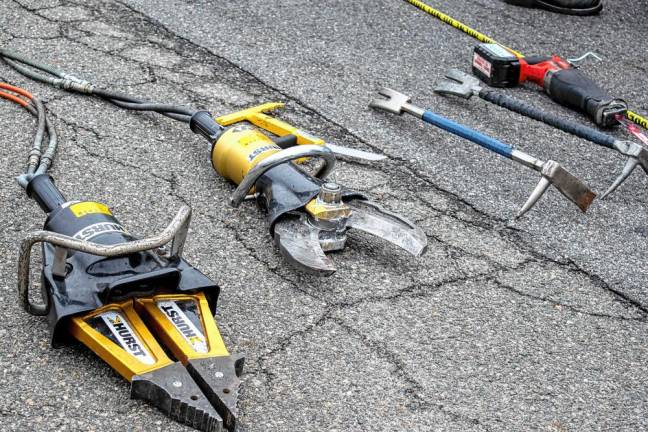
172,381,182,388
215,371,224,379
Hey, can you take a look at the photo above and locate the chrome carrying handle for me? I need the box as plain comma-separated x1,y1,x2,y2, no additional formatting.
230,144,336,208
18,205,192,316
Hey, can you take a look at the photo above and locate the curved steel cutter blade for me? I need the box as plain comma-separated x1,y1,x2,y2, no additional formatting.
347,200,428,257
274,216,336,276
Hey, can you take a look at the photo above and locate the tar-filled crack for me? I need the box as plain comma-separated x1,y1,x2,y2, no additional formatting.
491,276,647,322
332,316,492,430
48,113,177,185
254,307,333,383
202,212,332,306
9,0,57,16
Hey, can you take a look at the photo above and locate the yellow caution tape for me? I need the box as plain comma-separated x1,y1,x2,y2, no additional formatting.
627,110,648,130
402,0,523,57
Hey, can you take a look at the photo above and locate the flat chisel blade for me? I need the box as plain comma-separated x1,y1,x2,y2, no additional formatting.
326,143,387,162
543,160,596,213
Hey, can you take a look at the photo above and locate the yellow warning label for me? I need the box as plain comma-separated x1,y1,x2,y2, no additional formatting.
70,202,112,218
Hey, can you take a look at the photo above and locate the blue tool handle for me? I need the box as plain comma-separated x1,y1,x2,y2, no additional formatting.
421,110,513,158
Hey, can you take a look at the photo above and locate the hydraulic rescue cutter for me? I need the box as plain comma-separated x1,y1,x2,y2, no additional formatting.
4,83,242,432
0,49,426,275
191,103,428,275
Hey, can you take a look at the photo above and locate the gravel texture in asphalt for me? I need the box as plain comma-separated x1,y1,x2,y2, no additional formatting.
1,0,647,431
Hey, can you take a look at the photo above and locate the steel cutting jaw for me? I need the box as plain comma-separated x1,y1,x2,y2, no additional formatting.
186,354,245,430
274,216,337,276
273,189,427,275
131,362,224,432
347,200,428,256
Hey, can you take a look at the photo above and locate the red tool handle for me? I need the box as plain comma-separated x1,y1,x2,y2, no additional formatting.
519,56,627,127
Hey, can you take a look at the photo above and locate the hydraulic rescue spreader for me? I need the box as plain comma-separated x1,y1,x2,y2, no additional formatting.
3,82,241,432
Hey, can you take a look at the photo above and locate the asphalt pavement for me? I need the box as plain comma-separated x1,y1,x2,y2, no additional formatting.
1,0,647,431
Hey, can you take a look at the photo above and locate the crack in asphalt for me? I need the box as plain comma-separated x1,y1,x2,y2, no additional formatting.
491,276,647,323
332,316,493,430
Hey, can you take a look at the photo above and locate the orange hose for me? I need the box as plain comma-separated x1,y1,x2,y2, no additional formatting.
0,89,30,107
0,83,33,100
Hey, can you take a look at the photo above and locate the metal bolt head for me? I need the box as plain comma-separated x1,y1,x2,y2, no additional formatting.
214,371,224,379
318,182,342,204
172,380,183,388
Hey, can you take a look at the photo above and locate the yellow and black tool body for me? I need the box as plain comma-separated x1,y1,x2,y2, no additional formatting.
0,50,407,276
2,82,240,431
190,105,428,275
21,174,242,432
1,58,251,432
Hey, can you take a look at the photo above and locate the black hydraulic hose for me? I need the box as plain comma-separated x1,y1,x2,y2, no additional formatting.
1,49,197,122
102,98,194,116
3,58,69,88
0,48,67,79
35,108,58,175
22,101,58,174
0,78,62,198
27,97,46,174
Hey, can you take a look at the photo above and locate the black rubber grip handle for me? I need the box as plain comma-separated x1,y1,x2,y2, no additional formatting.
546,68,626,127
479,89,616,149
26,174,67,214
190,111,224,142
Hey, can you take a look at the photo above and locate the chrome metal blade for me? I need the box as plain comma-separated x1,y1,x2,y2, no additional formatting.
274,217,336,276
326,143,387,162
347,200,427,256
